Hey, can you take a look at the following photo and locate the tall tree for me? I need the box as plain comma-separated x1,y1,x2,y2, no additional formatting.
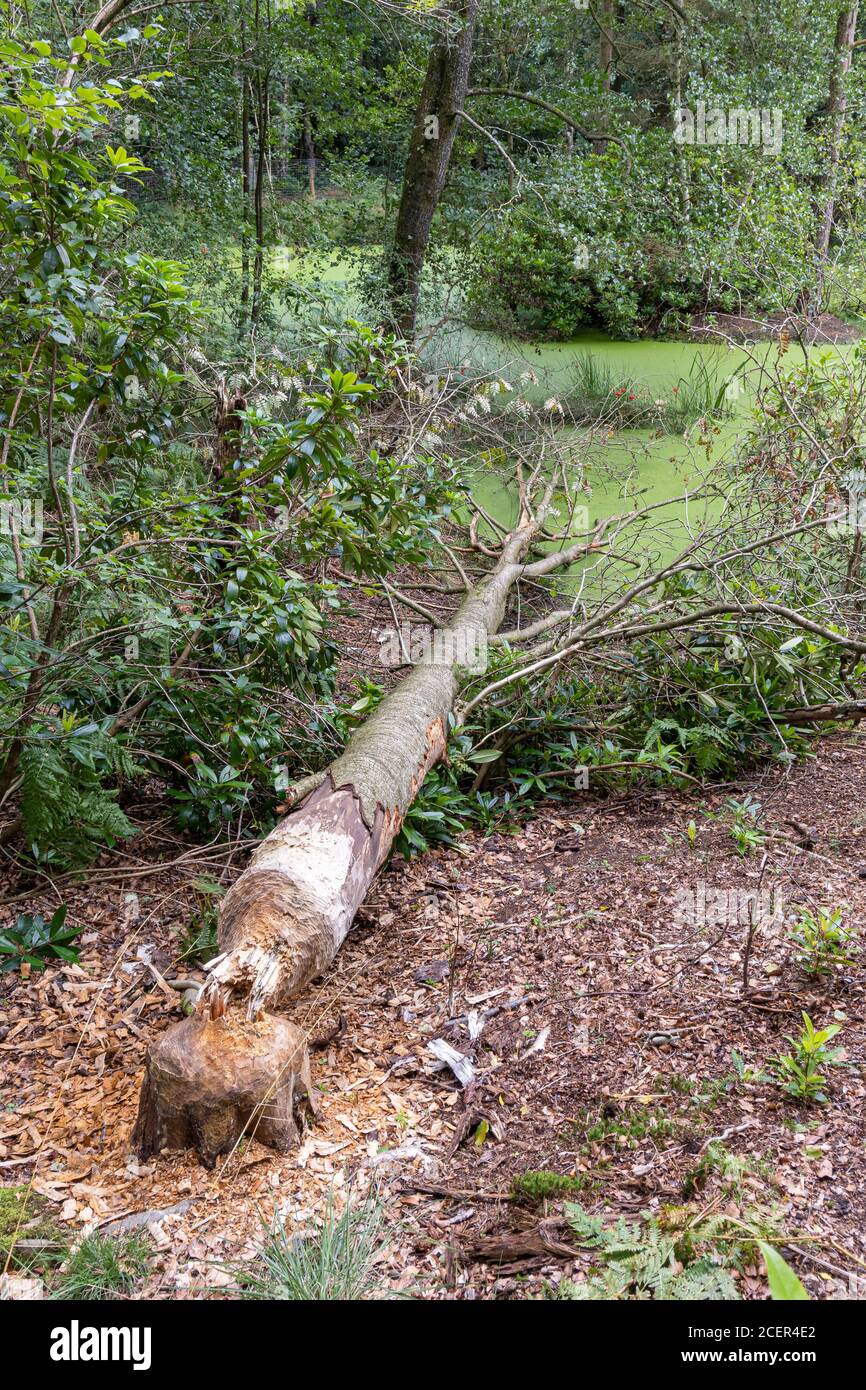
807,4,859,319
385,0,480,338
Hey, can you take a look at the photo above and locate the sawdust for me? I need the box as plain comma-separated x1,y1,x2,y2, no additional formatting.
1,733,864,1298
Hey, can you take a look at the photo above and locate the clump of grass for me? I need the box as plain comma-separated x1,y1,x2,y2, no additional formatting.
662,356,736,431
240,1189,388,1301
53,1230,153,1300
510,1170,594,1203
561,355,650,428
561,353,736,435
0,1185,67,1273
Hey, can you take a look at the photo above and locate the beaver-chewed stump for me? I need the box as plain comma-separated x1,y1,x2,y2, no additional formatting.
131,1011,313,1169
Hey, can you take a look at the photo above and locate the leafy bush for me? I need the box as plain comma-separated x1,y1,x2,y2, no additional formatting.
0,906,82,976
466,215,595,340
466,136,814,339
789,907,857,977
0,36,461,866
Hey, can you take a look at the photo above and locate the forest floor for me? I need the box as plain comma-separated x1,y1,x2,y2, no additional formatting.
2,726,865,1300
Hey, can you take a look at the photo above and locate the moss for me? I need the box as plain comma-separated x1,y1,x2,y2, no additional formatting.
511,1169,596,1203
0,1184,67,1272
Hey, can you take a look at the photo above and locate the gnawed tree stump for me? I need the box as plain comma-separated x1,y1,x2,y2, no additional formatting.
131,1012,313,1169
132,513,601,1165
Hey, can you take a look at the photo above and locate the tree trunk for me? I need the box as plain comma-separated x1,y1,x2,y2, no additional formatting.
598,0,616,90
806,5,859,319
251,72,268,328
385,0,479,338
594,2,617,154
239,70,253,333
132,519,539,1166
302,108,317,199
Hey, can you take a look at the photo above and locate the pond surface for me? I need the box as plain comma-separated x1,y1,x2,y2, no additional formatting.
275,248,849,577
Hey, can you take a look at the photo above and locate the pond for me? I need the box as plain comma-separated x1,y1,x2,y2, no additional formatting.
272,248,849,578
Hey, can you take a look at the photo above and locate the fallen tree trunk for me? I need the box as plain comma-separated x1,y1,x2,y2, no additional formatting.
132,518,553,1165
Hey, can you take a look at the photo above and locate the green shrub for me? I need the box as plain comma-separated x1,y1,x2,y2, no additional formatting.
0,906,83,976
769,1013,845,1104
789,907,857,976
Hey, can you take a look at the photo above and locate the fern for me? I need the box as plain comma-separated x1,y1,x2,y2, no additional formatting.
666,1260,739,1301
560,1203,740,1302
20,734,136,867
644,717,735,775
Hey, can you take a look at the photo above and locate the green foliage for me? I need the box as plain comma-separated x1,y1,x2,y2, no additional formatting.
0,1185,67,1272
415,588,849,829
394,773,471,857
681,1142,752,1201
178,878,223,964
789,906,857,977
465,133,815,340
582,1103,680,1150
511,1170,593,1203
0,24,460,867
0,905,82,976
769,1013,845,1104
240,1190,388,1301
559,1204,739,1301
726,796,767,857
560,354,735,433
759,1242,810,1301
2,7,864,880
19,734,136,867
53,1230,153,1301
467,213,595,340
